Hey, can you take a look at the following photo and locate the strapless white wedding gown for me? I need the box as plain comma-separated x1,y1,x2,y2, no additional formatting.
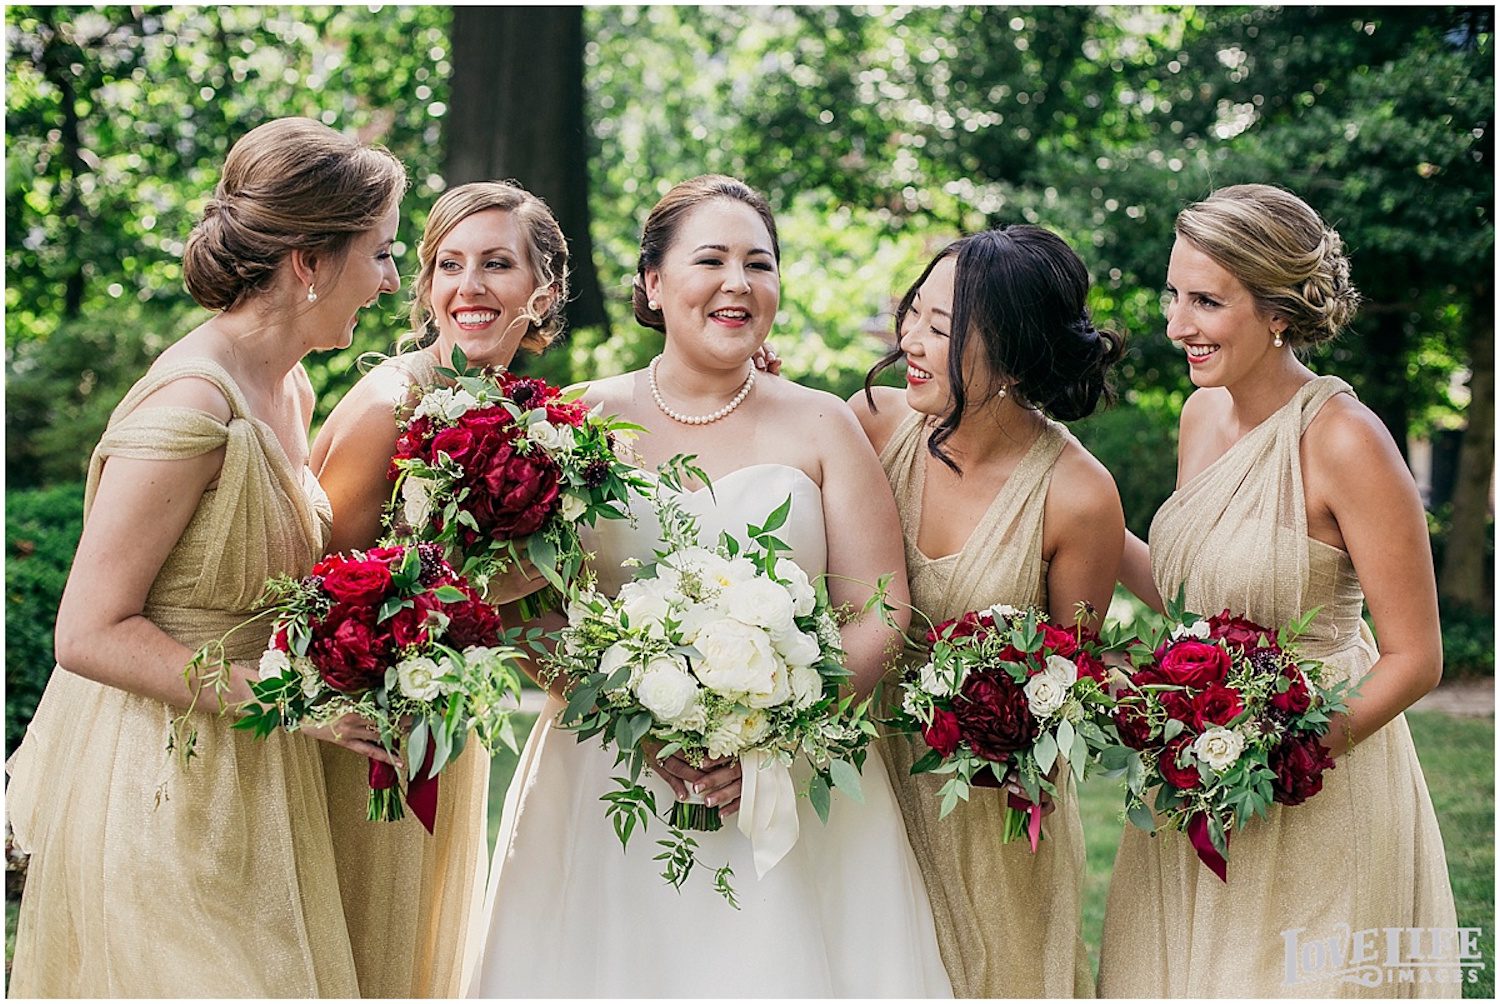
467,464,952,997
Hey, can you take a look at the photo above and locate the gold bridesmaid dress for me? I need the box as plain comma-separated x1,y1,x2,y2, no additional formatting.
319,347,492,998
1098,377,1460,998
5,360,360,997
878,411,1096,998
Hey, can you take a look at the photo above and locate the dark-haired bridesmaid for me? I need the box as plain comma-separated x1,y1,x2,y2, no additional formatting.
848,225,1126,997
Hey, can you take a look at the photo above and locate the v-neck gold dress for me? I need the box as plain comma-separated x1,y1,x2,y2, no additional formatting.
877,410,1096,998
1098,377,1459,998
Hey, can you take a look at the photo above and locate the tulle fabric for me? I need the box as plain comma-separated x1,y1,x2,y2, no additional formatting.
877,412,1096,998
1098,377,1459,998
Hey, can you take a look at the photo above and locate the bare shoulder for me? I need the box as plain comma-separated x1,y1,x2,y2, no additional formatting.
844,384,909,453
311,362,408,470
768,378,867,445
580,369,643,413
132,372,234,424
1049,435,1124,526
1179,386,1229,432
1302,391,1405,477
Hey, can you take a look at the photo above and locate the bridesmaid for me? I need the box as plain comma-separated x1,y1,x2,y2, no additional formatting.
5,118,405,995
309,180,568,997
848,225,1126,997
1100,184,1459,997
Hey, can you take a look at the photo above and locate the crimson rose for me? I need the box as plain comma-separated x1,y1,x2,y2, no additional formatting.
921,708,962,757
955,672,1036,762
320,559,394,608
1038,622,1080,658
1268,733,1335,806
1190,683,1246,730
1159,734,1202,790
1156,640,1231,689
1271,667,1312,715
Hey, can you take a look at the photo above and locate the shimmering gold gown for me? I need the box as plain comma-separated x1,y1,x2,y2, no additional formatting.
5,360,360,997
1098,377,1460,998
319,347,492,997
878,411,1096,998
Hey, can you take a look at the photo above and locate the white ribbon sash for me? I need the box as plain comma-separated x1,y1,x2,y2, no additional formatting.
736,749,799,878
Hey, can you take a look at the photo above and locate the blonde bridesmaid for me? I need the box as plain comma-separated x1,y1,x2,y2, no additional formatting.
6,118,405,995
849,226,1126,997
1101,184,1459,997
310,181,568,997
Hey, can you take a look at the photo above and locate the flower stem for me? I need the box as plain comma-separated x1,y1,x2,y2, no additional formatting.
670,800,722,831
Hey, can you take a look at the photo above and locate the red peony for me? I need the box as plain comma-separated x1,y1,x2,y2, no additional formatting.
954,671,1037,762
1271,667,1313,716
443,588,504,649
1074,649,1109,684
1159,734,1202,790
320,559,394,608
1207,610,1280,654
1114,702,1155,751
1190,683,1246,730
1268,733,1336,806
468,436,562,540
389,591,443,648
311,604,388,694
1157,640,1231,689
921,708,962,757
927,610,989,645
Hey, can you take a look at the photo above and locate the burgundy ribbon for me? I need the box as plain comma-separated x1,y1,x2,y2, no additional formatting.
1187,812,1229,883
368,743,441,834
1006,790,1044,854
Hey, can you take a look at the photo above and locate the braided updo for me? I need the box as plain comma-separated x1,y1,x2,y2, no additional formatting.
182,117,407,311
1174,184,1360,347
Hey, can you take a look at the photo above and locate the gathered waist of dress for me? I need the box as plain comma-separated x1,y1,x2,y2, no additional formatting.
143,603,273,661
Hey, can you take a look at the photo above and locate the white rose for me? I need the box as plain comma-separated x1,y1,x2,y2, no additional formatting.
776,562,817,617
559,493,587,523
789,663,823,709
773,626,822,668
1043,654,1078,687
719,576,796,636
598,642,633,687
1171,620,1211,641
705,707,771,758
295,657,321,699
259,646,291,681
633,655,700,722
618,580,673,636
397,655,444,702
528,419,575,453
1024,672,1069,721
982,603,1022,622
412,387,454,421
402,475,434,527
919,659,961,697
692,618,779,697
1192,727,1245,771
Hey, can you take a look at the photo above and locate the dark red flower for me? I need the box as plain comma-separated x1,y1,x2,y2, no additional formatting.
1038,622,1080,658
1268,733,1335,806
545,399,591,429
954,671,1036,762
1159,734,1202,790
1073,649,1109,684
1207,610,1280,654
921,708,962,757
467,437,562,540
311,604,388,694
1157,640,1231,690
430,426,476,465
443,587,504,649
389,591,442,648
1190,683,1246,730
319,559,393,608
1114,701,1155,751
1271,667,1313,716
927,610,988,645
390,416,434,479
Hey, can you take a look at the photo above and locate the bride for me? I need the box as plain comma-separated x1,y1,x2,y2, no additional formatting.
467,175,952,997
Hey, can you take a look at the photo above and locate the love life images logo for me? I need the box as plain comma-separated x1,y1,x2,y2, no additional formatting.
1282,925,1485,989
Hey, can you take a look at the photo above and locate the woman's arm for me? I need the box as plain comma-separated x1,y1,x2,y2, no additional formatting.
1118,531,1163,613
311,366,407,555
1303,398,1444,754
1043,443,1125,627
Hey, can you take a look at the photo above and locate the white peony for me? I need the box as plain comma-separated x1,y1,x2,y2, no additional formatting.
981,603,1023,622
559,493,587,523
661,548,755,596
397,656,444,701
1171,620,1211,641
259,646,291,681
618,580,673,636
705,707,771,758
674,603,717,644
1043,654,1079,686
1192,727,1245,771
719,576,795,636
789,663,823,709
1024,671,1070,721
776,562,818,617
633,654,701,722
527,419,575,454
402,475,434,527
773,626,822,668
919,659,962,697
744,659,793,709
692,618,779,697
598,642,634,687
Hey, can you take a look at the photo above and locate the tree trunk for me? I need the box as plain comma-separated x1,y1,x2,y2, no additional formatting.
445,7,609,336
1439,285,1494,610
40,9,88,319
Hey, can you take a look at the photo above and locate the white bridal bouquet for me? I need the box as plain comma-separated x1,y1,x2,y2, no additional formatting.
545,459,875,906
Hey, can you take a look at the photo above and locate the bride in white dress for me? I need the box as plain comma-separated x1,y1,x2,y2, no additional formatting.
467,176,952,997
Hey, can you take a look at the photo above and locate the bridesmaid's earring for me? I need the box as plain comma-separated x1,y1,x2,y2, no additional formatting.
1273,330,1283,348
996,386,1008,400
307,284,317,303
648,299,659,311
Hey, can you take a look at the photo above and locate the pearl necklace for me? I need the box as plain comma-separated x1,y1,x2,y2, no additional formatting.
648,354,756,426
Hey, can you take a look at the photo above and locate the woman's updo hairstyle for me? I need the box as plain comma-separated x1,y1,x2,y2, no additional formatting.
1174,183,1360,347
632,174,780,332
866,225,1123,471
406,180,570,354
182,117,407,312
